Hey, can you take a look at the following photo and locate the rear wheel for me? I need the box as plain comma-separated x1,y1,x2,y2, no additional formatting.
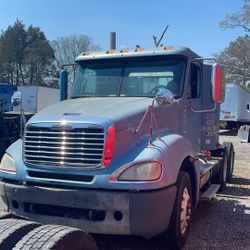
225,143,235,183
212,147,228,191
158,171,192,249
13,224,98,250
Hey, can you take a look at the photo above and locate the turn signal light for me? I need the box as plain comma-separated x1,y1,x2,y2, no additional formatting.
103,125,115,167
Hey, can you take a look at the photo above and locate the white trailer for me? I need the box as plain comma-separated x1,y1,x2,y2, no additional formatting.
220,84,250,129
14,86,59,113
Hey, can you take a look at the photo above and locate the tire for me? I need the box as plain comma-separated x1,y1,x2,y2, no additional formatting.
225,143,235,183
0,218,40,250
158,171,192,249
212,147,228,191
0,212,12,220
13,224,98,250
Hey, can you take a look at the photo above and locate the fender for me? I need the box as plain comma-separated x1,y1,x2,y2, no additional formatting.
137,133,195,187
107,131,196,190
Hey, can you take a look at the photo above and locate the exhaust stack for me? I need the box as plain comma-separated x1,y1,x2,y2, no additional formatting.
110,32,116,50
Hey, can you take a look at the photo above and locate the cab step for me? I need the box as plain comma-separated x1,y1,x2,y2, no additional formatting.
200,184,220,201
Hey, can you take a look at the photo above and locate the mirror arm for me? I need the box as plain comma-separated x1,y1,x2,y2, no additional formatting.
131,98,161,144
131,105,151,134
149,99,160,144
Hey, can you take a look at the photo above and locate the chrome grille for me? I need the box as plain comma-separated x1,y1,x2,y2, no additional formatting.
24,123,105,167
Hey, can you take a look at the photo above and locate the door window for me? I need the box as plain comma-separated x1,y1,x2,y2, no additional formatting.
188,63,201,99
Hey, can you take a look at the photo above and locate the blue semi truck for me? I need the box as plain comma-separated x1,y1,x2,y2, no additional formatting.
0,83,21,158
0,83,13,112
0,47,234,249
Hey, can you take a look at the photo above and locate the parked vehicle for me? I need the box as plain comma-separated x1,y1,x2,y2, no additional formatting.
220,83,250,129
0,46,234,249
0,83,20,159
0,83,13,112
13,86,59,113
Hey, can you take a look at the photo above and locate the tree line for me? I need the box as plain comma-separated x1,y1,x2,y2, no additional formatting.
217,0,250,88
0,0,249,89
0,20,99,88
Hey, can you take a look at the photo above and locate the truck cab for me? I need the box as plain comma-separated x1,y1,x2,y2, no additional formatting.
0,46,234,249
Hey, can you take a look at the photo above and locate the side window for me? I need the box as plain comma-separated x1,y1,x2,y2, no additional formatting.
188,63,201,99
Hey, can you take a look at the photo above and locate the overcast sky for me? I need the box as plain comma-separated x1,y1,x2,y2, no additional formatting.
0,0,246,56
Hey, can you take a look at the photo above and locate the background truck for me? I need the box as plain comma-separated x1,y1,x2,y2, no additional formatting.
0,83,13,112
0,46,234,250
13,86,59,113
0,84,58,159
0,83,21,158
220,83,250,129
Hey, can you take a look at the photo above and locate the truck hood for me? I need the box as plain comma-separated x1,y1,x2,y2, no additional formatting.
28,97,153,130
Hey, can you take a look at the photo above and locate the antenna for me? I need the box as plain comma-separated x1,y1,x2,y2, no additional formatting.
153,25,169,48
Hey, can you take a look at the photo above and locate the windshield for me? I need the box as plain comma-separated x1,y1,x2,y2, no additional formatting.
70,56,186,98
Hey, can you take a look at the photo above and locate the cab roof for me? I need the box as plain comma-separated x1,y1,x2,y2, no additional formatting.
75,46,200,62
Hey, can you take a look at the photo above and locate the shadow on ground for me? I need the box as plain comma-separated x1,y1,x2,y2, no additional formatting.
219,130,237,136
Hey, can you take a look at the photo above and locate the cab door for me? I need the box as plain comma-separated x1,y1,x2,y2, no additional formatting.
181,62,203,153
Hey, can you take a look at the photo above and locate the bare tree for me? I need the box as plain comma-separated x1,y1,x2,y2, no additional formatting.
216,35,250,86
220,0,250,32
51,34,100,68
51,34,100,84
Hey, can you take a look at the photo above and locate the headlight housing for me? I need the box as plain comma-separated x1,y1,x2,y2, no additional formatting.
0,153,16,174
109,161,162,182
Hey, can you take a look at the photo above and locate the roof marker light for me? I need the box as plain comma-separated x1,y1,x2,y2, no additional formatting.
82,51,91,56
120,48,129,53
135,47,144,52
164,46,174,51
106,49,116,54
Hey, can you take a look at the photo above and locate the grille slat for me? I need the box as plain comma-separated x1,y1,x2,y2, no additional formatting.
23,144,103,151
27,160,98,166
24,140,104,146
24,149,103,156
26,131,104,136
24,124,105,167
25,135,104,141
25,154,102,161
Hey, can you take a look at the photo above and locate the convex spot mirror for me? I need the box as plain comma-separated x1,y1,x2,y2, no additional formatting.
11,91,22,107
155,88,174,107
211,63,225,103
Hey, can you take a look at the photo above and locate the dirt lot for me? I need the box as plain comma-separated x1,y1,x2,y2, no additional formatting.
94,130,250,250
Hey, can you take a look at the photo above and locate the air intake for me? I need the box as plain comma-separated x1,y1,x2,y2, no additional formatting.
24,123,104,168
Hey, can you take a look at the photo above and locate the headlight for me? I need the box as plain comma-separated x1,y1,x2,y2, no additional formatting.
0,153,16,174
109,161,162,182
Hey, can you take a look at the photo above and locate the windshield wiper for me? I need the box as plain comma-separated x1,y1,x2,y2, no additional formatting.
70,95,96,99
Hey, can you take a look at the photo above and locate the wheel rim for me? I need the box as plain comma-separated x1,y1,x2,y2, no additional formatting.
180,187,191,235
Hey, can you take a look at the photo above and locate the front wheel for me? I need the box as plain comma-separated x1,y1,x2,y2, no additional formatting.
158,171,192,249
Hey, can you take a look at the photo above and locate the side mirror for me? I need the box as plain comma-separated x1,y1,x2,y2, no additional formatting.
11,91,22,107
211,63,225,103
155,88,174,107
60,70,68,101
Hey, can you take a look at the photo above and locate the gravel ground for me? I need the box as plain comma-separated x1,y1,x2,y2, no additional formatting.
94,130,250,250
0,131,249,249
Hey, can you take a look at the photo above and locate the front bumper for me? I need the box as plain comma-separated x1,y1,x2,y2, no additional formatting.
0,180,176,238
